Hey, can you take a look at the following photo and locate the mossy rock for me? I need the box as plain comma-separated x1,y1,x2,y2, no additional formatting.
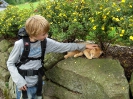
44,58,129,99
44,53,64,70
0,40,12,52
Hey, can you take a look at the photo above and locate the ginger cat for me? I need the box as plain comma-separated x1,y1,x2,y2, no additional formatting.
64,47,103,59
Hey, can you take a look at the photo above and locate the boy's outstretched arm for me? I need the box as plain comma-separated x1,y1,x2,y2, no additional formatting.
85,44,98,49
45,38,99,53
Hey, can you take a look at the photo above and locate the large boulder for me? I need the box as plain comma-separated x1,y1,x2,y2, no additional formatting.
0,40,12,52
44,52,64,70
8,77,16,99
0,52,8,69
0,68,10,82
43,58,129,99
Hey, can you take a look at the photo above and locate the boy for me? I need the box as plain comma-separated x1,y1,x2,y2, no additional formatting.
7,15,98,99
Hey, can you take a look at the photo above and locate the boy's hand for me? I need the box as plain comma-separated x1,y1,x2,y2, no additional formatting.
20,85,27,91
85,44,98,49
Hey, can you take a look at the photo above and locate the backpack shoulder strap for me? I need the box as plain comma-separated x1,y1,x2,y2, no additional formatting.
20,36,30,63
41,38,47,63
36,38,47,96
16,37,46,67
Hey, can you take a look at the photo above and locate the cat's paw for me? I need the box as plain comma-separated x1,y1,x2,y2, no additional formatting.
74,54,78,57
87,57,92,59
64,55,68,59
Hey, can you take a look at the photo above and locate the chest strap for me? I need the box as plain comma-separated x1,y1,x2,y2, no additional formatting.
16,57,42,68
18,66,44,77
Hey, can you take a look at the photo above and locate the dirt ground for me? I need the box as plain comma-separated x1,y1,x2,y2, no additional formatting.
105,45,133,81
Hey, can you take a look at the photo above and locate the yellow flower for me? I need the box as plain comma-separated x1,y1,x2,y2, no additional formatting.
106,11,110,15
47,6,51,9
101,26,105,30
129,24,133,27
129,19,133,22
73,12,77,15
113,17,120,22
120,17,124,20
59,13,62,17
73,19,77,22
117,8,121,11
120,34,123,36
96,11,101,15
112,3,116,6
100,6,102,9
93,26,97,30
81,0,85,3
63,14,67,17
121,0,125,3
103,15,106,19
116,18,120,21
91,19,94,22
121,30,125,34
129,5,132,8
129,36,133,40
112,17,115,20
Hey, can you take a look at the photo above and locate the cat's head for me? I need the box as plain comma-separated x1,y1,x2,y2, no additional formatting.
90,47,103,58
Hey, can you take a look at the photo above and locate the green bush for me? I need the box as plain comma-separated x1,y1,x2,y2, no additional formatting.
36,0,91,42
0,5,33,38
35,0,133,48
87,0,133,48
1,0,133,48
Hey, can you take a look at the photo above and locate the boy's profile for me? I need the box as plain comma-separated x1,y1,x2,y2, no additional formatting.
7,15,98,99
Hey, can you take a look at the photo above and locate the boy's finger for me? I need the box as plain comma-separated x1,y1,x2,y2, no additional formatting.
93,45,98,47
23,85,27,91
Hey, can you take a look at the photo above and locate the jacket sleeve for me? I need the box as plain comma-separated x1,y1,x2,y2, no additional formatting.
45,38,86,53
6,40,27,89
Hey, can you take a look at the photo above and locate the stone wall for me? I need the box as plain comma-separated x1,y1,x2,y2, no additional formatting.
0,39,130,99
0,40,15,98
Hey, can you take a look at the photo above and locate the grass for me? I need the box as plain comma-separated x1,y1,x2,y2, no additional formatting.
0,1,41,13
16,2,40,10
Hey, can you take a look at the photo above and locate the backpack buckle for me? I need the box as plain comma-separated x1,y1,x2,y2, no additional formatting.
27,70,33,76
24,42,30,51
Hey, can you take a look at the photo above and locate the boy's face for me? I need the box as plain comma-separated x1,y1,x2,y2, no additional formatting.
32,32,48,41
